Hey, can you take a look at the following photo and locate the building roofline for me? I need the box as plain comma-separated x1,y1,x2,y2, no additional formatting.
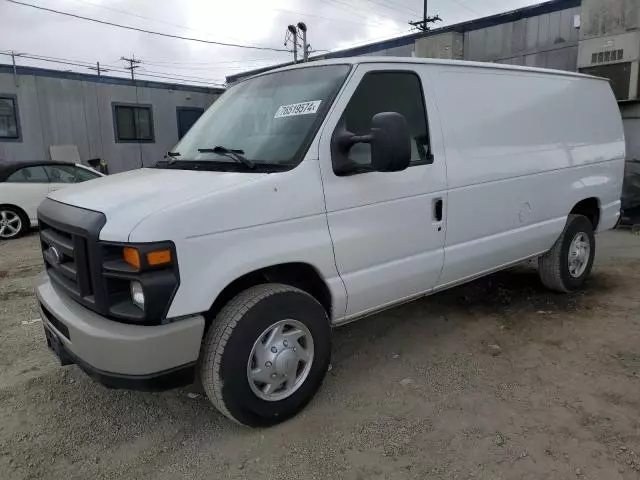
0,64,225,94
226,0,581,83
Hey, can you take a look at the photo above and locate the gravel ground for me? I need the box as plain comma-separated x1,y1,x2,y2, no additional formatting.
1,230,640,480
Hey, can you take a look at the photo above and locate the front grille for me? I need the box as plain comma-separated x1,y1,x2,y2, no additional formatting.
40,221,93,299
38,198,107,315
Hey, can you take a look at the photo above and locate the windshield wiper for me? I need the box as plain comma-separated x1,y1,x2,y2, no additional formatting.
155,159,292,173
198,146,255,169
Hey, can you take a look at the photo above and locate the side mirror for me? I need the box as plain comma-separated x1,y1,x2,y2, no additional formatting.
369,112,412,172
331,112,412,175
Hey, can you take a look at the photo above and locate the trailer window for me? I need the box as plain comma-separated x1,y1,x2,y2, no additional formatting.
113,104,154,142
0,95,20,141
339,71,431,167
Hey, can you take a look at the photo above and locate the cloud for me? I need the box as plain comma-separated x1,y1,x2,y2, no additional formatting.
1,0,543,85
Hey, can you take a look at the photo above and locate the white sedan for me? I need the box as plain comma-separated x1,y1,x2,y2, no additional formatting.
0,161,103,240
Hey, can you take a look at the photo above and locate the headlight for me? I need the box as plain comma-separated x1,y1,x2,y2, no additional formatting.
101,241,178,325
130,281,145,310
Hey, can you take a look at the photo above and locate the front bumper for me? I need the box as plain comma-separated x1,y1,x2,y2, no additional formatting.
35,273,205,390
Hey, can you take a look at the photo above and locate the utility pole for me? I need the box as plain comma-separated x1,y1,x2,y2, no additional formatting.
409,0,442,31
297,22,309,62
11,51,22,87
88,61,109,77
121,55,141,81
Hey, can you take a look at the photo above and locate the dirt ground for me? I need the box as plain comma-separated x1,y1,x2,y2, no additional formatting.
1,230,639,480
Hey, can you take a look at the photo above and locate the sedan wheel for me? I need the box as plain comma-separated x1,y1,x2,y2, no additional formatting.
0,209,24,239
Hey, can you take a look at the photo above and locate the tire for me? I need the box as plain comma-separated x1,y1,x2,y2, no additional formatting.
0,206,29,240
200,284,331,427
538,214,595,292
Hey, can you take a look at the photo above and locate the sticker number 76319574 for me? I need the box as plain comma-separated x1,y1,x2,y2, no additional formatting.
274,100,322,119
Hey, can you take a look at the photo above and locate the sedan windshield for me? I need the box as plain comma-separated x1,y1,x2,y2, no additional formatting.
169,64,351,169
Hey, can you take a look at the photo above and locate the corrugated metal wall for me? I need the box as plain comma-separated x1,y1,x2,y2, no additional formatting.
464,6,581,71
580,0,640,39
0,73,220,173
314,6,582,72
357,43,415,57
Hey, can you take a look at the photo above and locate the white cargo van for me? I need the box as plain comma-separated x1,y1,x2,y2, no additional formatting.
35,58,624,426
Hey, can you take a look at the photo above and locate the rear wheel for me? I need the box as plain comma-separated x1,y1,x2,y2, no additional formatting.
199,284,331,427
538,214,595,292
0,207,28,240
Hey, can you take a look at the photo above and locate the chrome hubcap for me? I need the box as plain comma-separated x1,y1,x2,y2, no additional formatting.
568,232,590,278
247,319,314,402
0,210,21,238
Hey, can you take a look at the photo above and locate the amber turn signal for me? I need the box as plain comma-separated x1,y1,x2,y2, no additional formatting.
123,247,141,270
147,249,172,266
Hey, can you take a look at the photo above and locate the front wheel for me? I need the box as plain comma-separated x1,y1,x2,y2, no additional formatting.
200,284,331,427
538,214,595,292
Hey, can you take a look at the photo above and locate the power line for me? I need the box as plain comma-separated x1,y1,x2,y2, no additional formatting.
363,0,418,17
140,60,286,72
139,67,228,83
4,0,290,52
377,0,421,15
0,50,95,68
144,58,282,65
69,0,396,33
68,0,202,31
65,0,276,46
269,5,397,28
320,0,394,25
447,0,482,16
0,49,268,83
127,70,226,86
322,28,414,53
141,57,289,67
0,51,226,86
324,0,410,23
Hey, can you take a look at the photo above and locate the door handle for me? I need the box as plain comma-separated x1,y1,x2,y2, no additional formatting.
433,198,443,222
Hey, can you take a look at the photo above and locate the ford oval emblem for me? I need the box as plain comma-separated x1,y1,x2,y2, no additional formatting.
48,245,62,265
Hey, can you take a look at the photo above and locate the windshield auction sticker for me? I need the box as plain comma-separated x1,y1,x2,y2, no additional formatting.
274,100,322,118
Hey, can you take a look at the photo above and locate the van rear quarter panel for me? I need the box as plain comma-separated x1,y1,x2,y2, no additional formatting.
427,65,625,285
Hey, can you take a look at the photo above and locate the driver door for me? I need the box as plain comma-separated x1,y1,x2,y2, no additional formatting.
317,64,447,319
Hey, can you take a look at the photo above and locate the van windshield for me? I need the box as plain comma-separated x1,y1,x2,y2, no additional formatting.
165,64,351,171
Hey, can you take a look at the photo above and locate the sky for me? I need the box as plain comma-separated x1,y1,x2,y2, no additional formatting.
0,0,545,86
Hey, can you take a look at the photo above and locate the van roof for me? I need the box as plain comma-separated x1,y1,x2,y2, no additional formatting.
239,57,602,83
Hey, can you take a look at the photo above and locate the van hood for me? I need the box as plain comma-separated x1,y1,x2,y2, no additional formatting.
48,168,267,240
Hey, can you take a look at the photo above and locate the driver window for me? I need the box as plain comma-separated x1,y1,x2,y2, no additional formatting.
338,71,431,166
